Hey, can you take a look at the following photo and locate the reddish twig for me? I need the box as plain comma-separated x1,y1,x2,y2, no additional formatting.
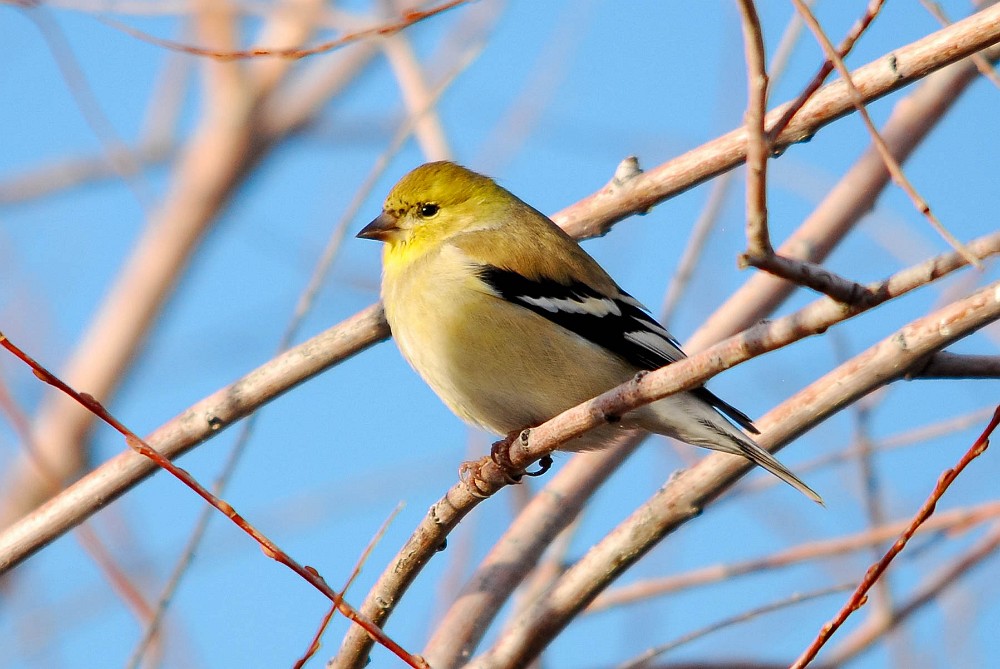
767,0,887,143
791,0,982,269
100,0,471,61
0,332,429,669
828,519,1000,664
0,374,154,628
294,503,404,669
791,406,1000,668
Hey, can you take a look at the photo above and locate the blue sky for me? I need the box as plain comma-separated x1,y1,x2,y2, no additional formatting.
1,1,999,667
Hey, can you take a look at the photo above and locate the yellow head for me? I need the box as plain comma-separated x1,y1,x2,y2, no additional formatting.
357,162,513,262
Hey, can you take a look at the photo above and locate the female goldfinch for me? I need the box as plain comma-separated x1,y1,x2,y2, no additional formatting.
358,161,821,503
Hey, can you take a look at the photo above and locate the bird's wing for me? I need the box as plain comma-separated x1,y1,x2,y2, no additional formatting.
474,265,760,434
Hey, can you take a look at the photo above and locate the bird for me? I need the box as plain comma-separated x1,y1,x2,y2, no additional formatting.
357,161,821,503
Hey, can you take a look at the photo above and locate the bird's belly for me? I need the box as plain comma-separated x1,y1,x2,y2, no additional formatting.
386,283,631,439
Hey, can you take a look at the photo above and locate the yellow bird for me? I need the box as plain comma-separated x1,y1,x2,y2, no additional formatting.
359,161,821,503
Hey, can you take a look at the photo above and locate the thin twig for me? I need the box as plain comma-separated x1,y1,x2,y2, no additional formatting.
99,0,472,61
791,407,1000,668
615,584,854,669
791,0,982,268
767,0,887,143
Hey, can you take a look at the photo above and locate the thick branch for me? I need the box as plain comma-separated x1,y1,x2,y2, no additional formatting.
555,4,1000,240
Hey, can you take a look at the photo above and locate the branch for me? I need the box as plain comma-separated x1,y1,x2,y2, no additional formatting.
736,0,773,260
695,39,1000,345
0,304,389,574
554,4,1000,240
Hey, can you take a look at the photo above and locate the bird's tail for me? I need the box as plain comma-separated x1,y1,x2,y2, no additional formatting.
637,395,824,505
730,434,824,505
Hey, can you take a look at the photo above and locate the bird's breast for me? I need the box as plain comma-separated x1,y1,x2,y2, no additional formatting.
382,252,635,436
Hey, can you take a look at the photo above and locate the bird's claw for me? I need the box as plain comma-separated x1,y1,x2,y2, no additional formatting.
490,430,551,482
459,458,493,498
490,432,523,483
523,454,553,477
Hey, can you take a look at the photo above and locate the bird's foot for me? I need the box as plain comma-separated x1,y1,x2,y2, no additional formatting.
458,457,493,498
490,429,553,482
525,454,553,477
459,431,553,497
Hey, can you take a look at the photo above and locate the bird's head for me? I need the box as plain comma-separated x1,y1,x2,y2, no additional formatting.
358,162,510,257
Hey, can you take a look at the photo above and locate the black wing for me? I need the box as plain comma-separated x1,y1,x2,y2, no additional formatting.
476,265,758,433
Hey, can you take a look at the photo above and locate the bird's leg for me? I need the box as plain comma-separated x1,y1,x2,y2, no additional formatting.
459,431,553,497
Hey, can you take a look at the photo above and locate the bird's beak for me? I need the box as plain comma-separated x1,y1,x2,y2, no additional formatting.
357,212,399,242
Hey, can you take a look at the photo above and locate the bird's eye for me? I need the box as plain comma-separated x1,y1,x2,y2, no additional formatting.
418,203,439,218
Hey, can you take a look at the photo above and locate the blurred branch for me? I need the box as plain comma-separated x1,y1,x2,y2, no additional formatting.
737,404,999,499
588,499,1000,613
616,584,853,669
907,352,1000,378
0,0,374,559
380,24,453,160
920,0,1000,89
21,5,155,209
0,139,174,205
